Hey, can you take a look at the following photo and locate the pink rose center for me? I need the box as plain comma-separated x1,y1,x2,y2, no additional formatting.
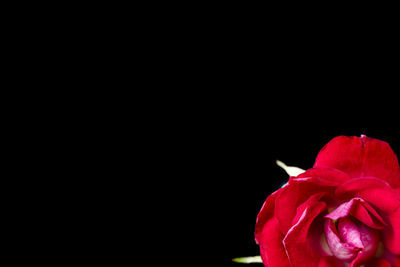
323,215,380,263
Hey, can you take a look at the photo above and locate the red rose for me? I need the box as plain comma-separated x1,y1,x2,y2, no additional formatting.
255,135,400,267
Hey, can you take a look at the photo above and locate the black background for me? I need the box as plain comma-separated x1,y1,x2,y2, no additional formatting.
179,100,400,266
153,15,400,265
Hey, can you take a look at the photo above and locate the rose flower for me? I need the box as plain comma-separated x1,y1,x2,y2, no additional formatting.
255,135,400,267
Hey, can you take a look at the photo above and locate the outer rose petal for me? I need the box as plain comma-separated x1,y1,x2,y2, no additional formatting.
295,167,351,186
255,189,291,267
283,200,327,267
258,217,291,267
383,210,400,255
335,178,400,213
292,192,327,226
314,136,400,188
275,178,334,233
255,189,282,237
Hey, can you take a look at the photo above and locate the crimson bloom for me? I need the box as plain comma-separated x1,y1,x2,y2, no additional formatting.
255,135,400,267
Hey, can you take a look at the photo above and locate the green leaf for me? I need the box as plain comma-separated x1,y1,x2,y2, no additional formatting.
276,160,305,177
232,256,262,264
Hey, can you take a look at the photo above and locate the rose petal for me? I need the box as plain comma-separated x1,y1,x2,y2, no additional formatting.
314,135,400,188
325,197,386,229
335,177,392,196
275,179,333,234
358,224,379,259
350,200,387,229
314,136,364,177
325,199,356,220
295,167,351,186
318,256,347,267
348,223,380,266
255,189,291,267
358,188,400,214
292,192,327,226
362,136,400,188
324,219,360,261
308,216,334,257
382,249,400,266
338,218,363,249
283,201,327,267
335,178,400,213
257,217,291,267
391,256,400,267
255,189,282,239
383,210,400,255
